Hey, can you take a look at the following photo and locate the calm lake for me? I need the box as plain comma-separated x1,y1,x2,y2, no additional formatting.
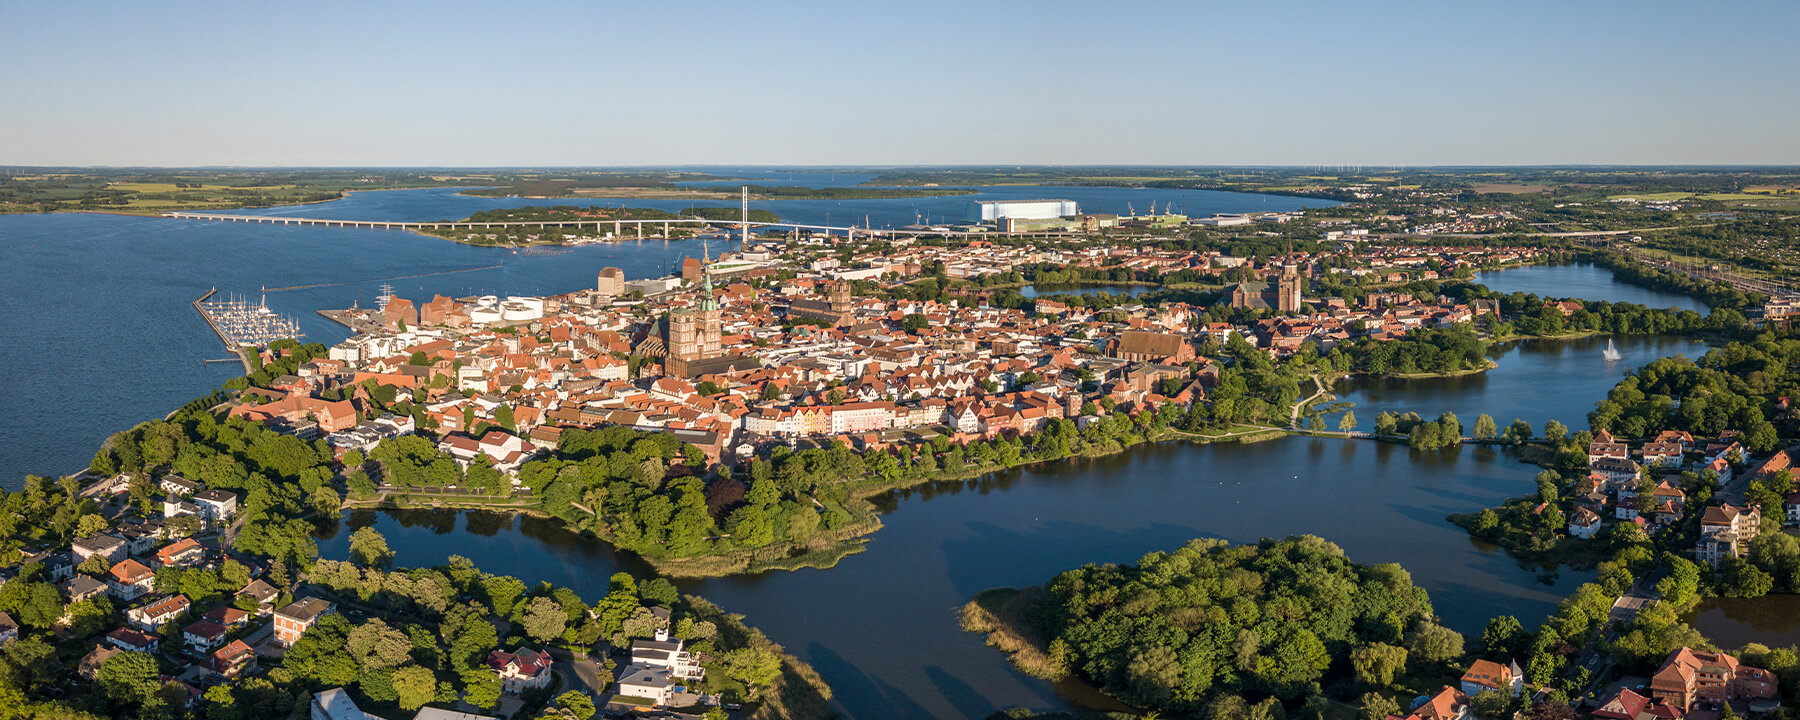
1683,590,1800,650
1473,263,1711,313
320,438,1583,720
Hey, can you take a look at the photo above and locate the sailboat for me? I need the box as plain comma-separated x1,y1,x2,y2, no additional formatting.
1603,338,1623,361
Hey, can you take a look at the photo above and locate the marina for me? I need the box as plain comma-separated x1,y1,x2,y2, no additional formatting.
191,287,304,351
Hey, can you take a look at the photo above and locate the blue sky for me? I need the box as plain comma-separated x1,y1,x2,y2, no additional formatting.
3,0,1797,166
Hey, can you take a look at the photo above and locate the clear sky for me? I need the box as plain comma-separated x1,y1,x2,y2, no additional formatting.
4,0,1798,166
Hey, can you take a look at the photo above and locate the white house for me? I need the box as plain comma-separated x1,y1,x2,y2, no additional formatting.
193,489,238,523
617,664,674,706
1568,507,1603,540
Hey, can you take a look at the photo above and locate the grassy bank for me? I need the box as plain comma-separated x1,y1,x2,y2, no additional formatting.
958,586,1067,680
1377,357,1500,379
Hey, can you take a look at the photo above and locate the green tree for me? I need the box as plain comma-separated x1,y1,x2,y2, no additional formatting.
348,526,395,568
1474,414,1498,440
96,651,161,706
1407,623,1465,664
521,596,568,643
719,647,782,694
480,575,526,616
1482,615,1525,657
1339,410,1357,433
1543,420,1568,443
392,665,436,711
463,672,501,710
553,690,596,719
1359,692,1400,720
1472,689,1510,719
75,513,109,538
1350,643,1408,686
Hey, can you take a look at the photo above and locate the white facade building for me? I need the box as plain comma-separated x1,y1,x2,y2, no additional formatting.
966,199,1079,222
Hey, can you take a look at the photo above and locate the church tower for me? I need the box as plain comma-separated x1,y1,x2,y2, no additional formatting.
1276,262,1302,313
828,281,852,316
698,269,722,358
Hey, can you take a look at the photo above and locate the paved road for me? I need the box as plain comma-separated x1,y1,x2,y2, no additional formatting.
548,646,611,703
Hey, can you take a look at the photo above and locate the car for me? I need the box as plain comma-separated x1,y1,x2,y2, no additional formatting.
724,703,743,711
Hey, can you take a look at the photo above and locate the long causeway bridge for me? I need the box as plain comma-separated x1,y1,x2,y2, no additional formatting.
162,211,989,238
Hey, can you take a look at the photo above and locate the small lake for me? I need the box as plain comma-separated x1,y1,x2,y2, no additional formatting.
1473,263,1711,313
321,438,1586,720
1684,594,1800,650
1332,334,1708,433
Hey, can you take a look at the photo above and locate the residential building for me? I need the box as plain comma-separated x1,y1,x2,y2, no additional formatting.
238,578,280,614
209,639,257,678
159,475,200,496
617,664,674,706
71,534,128,564
274,597,334,646
193,489,238,522
127,594,190,631
630,634,706,680
1592,687,1683,720
183,618,229,652
106,559,156,600
105,627,161,654
156,537,206,567
1394,685,1469,720
1568,507,1603,540
1649,647,1780,712
1459,658,1523,698
487,647,554,693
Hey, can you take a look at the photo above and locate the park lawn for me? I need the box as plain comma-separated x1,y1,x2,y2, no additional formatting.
1608,191,1694,201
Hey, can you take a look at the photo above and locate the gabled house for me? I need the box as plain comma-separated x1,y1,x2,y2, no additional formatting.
237,578,280,614
1592,687,1683,720
183,619,229,652
209,639,257,678
127,594,190,631
1393,685,1469,720
487,647,554,693
105,627,161,654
